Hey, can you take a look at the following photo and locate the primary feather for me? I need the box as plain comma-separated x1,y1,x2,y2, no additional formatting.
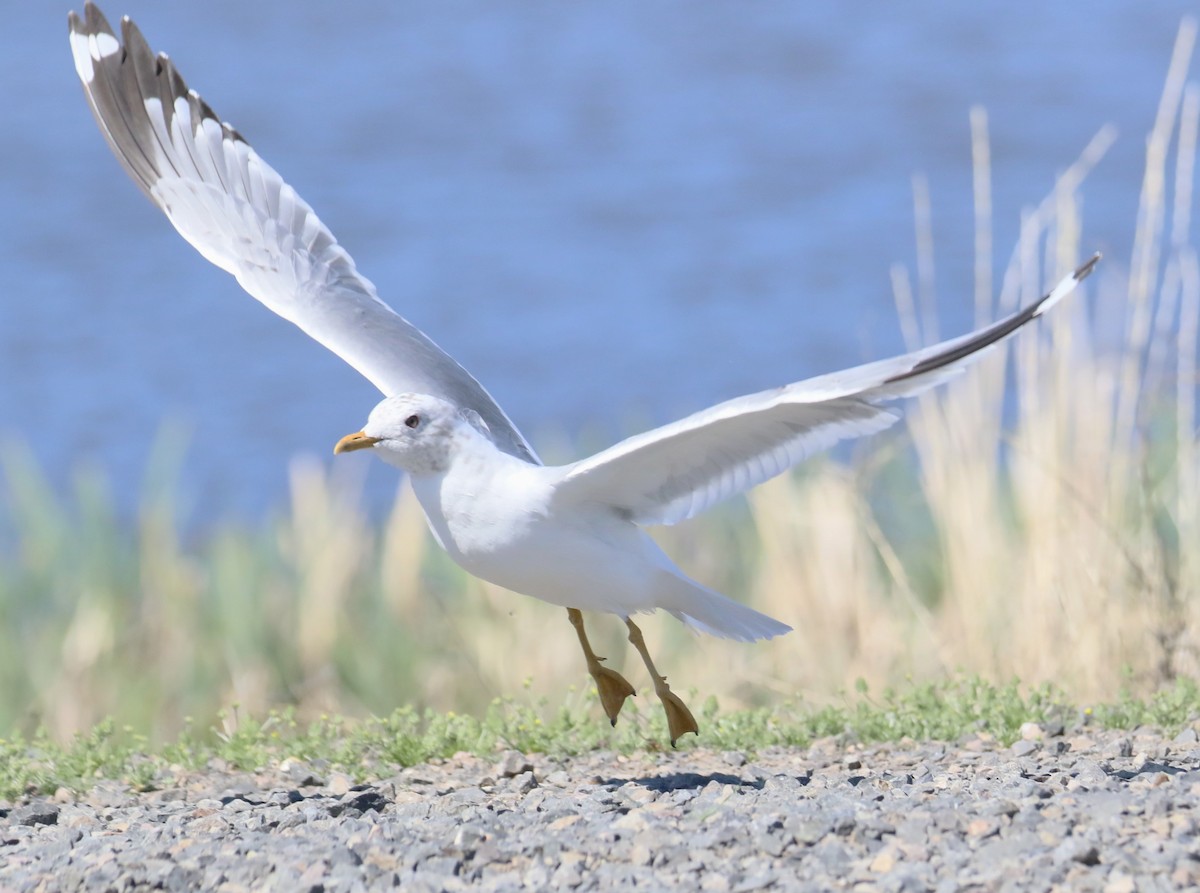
67,1,538,464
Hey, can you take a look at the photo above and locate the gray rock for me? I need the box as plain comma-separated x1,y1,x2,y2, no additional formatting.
1054,837,1102,866
495,751,533,779
12,803,59,826
1011,739,1040,758
509,772,537,795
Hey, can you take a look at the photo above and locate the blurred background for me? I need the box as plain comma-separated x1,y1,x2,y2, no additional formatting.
0,1,1197,737
1,0,1190,516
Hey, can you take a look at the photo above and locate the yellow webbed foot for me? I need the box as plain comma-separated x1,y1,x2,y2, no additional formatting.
658,685,699,747
591,662,636,726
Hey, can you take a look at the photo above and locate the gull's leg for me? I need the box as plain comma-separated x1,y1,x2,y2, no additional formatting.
567,608,636,726
624,618,699,747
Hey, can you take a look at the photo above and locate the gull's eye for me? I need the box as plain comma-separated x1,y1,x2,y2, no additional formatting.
405,414,421,429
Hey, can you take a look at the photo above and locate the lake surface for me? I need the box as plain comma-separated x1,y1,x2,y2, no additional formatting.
1,1,1193,520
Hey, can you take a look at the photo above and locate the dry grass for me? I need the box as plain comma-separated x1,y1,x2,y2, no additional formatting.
1,20,1197,740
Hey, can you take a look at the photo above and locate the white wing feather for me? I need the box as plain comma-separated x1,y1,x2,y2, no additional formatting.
68,2,538,463
554,257,1099,526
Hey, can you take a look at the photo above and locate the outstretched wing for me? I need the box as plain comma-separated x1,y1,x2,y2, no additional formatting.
553,255,1100,526
67,2,538,463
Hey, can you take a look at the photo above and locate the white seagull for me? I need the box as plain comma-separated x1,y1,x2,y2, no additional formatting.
69,2,1099,744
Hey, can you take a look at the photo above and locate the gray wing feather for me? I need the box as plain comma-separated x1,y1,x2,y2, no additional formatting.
68,2,538,464
554,256,1099,526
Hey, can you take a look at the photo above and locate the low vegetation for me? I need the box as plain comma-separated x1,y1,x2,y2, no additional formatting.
3,678,1199,802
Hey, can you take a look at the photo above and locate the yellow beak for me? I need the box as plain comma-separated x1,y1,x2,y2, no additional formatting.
333,431,381,455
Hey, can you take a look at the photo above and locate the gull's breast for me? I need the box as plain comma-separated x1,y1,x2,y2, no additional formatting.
410,461,663,613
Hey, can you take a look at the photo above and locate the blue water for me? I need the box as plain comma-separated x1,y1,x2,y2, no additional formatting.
1,1,1193,520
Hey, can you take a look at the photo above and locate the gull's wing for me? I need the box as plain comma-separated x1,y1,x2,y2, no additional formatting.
553,255,1100,526
67,2,538,464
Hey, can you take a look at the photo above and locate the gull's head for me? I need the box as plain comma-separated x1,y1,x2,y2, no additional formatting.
333,394,471,474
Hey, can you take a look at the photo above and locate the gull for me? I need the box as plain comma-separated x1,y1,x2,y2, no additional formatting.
69,2,1099,745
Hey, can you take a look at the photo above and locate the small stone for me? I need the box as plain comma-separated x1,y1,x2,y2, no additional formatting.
343,789,389,814
453,824,485,850
280,758,324,787
722,751,748,768
624,786,657,805
327,772,353,796
268,789,304,806
1020,722,1045,741
190,813,230,834
1172,862,1200,887
511,771,537,794
732,873,777,893
1070,759,1109,788
551,856,585,887
793,818,831,845
1011,739,1039,757
960,734,988,752
843,756,863,770
445,786,487,805
63,810,99,830
298,862,327,889
495,750,533,778
275,810,308,830
982,800,1019,818
548,814,582,831
13,803,59,826
755,830,790,857
966,818,998,839
869,847,898,873
1105,874,1137,893
613,811,649,833
1055,839,1101,865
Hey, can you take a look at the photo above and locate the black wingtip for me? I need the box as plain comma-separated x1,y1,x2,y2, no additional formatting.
1074,252,1102,282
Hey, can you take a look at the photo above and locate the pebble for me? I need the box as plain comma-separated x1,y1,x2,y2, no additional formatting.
1011,738,1040,758
1020,722,1045,741
2,728,1200,890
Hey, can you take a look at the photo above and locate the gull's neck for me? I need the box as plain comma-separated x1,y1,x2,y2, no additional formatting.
409,416,530,480
408,420,545,562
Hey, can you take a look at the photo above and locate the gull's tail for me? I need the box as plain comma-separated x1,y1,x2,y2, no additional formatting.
660,572,792,642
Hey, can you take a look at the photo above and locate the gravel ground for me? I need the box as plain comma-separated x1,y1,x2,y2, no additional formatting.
3,726,1200,891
